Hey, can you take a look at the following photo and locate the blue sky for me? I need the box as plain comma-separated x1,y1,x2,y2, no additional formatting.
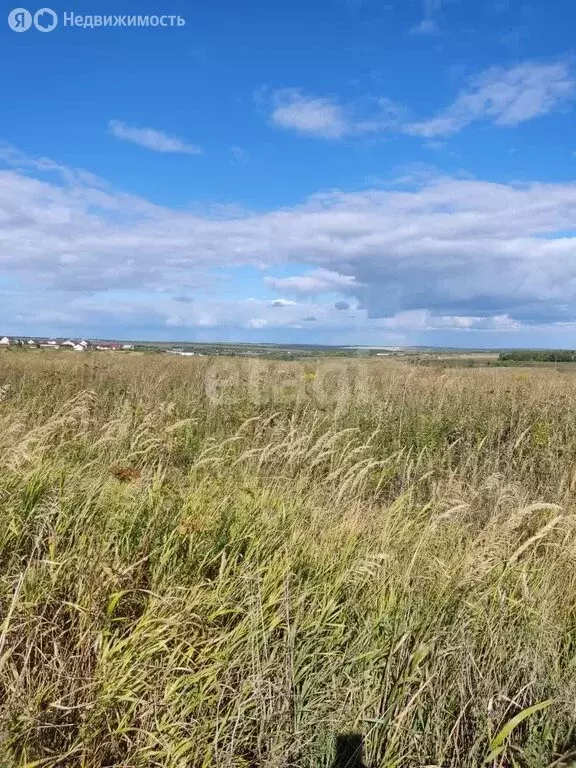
1,0,576,347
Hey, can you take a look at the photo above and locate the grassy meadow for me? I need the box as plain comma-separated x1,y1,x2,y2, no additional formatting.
1,351,576,767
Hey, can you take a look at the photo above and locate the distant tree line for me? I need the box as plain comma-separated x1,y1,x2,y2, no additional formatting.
499,350,576,363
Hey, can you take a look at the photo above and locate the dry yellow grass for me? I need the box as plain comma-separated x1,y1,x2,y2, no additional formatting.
0,352,576,767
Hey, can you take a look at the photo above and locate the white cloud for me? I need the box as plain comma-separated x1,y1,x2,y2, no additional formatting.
248,317,267,329
268,299,298,307
267,89,403,139
2,144,576,339
108,120,202,154
405,61,575,137
265,269,361,295
270,89,351,139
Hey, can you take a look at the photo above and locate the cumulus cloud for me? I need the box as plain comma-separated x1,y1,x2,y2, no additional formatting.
108,120,203,154
267,89,403,139
269,299,298,307
269,90,351,139
2,144,576,340
265,269,361,296
405,61,575,137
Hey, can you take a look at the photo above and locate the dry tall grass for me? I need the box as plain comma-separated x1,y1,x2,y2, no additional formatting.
1,352,576,767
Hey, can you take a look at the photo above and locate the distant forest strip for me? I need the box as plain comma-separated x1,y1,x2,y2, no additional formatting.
499,350,576,363
413,350,576,368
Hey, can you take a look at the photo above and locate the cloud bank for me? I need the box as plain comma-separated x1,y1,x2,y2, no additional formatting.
1,143,576,341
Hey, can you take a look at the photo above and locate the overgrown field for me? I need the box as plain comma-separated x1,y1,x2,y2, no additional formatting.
1,352,576,767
